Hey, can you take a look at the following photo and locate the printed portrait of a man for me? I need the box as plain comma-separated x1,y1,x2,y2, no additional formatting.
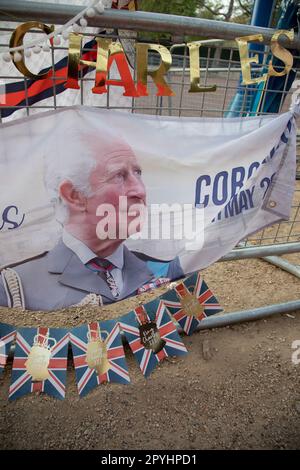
0,126,184,311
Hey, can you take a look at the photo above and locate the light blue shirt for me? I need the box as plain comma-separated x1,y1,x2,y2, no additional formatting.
62,230,124,293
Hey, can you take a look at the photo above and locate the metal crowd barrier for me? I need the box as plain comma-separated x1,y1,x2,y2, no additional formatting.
0,1,299,323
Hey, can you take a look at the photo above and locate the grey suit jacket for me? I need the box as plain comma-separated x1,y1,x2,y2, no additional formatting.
0,240,184,311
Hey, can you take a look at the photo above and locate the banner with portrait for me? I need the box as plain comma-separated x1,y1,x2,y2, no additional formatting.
0,106,297,311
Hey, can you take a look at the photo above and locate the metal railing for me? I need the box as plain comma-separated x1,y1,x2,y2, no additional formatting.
1,1,300,47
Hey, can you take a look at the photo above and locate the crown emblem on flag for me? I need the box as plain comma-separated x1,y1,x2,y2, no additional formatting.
135,305,166,354
86,328,110,376
161,272,223,335
25,332,57,382
176,284,206,319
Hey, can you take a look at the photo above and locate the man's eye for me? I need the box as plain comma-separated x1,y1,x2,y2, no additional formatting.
114,172,125,182
134,168,142,177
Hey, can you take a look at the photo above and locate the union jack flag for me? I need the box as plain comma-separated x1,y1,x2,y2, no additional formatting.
160,271,223,336
70,320,130,397
0,323,16,375
9,327,69,401
120,299,187,378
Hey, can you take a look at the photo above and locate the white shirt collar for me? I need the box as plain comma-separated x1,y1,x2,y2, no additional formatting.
62,230,124,269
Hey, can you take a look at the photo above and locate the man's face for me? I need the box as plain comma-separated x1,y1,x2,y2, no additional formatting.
85,151,146,239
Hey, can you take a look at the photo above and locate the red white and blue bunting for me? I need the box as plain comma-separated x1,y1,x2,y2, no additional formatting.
70,320,130,397
0,322,16,375
9,327,69,400
0,272,222,400
120,300,188,378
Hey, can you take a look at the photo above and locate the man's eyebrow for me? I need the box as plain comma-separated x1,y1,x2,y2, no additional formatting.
105,161,141,174
105,162,127,174
133,163,142,170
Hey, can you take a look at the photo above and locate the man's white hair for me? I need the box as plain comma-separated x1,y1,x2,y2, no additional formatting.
43,127,97,224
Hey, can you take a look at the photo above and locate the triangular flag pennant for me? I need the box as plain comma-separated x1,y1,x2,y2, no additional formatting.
0,323,16,375
120,299,187,378
70,320,130,397
161,271,223,335
9,327,69,401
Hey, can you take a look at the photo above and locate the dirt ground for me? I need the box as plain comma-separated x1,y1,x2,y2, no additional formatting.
0,252,300,450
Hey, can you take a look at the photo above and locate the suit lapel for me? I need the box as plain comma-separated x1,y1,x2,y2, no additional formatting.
120,247,153,299
59,254,114,300
47,239,73,274
47,240,114,301
47,240,154,302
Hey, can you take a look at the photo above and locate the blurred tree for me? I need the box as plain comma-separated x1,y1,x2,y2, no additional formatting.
137,0,283,42
138,0,198,42
139,0,253,22
139,0,198,17
196,0,253,23
197,0,283,25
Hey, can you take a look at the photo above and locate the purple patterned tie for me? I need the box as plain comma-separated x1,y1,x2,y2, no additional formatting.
85,258,120,299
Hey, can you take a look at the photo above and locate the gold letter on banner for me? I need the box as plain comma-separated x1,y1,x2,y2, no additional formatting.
236,34,268,85
103,41,139,96
9,22,54,79
187,42,216,92
66,34,138,96
136,43,174,96
66,33,84,89
268,29,294,77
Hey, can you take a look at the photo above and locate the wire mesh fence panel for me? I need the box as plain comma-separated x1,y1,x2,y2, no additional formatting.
0,13,299,249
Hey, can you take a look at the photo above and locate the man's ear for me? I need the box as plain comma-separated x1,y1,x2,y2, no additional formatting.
59,180,87,211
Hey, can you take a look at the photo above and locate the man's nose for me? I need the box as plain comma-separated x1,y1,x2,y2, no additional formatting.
126,172,146,200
